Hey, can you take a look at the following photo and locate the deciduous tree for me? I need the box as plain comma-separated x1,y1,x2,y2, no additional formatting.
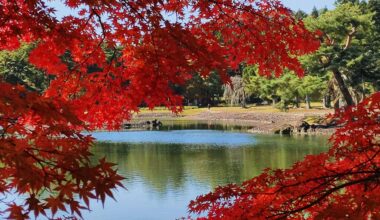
0,0,319,218
223,75,247,107
190,92,380,219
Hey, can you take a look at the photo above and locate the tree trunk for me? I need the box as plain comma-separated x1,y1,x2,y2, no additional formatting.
241,90,246,108
295,96,300,108
272,98,276,106
332,69,354,106
305,95,311,109
334,99,340,109
323,95,331,108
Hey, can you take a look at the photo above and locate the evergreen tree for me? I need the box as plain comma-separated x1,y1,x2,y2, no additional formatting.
303,3,376,106
311,6,319,18
0,44,49,92
294,10,308,20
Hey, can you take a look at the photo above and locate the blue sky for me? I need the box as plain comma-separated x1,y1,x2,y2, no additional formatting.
281,0,336,12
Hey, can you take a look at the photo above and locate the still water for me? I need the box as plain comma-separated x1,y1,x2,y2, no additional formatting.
83,123,329,220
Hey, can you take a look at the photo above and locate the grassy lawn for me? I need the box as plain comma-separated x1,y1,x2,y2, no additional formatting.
138,102,330,117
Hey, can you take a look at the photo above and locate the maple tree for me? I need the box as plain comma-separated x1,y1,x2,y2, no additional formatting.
190,92,380,219
0,0,334,219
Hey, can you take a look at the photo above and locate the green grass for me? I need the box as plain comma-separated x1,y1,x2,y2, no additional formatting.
138,102,332,117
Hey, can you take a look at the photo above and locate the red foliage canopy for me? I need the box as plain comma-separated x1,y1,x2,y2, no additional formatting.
0,0,320,219
1,0,319,128
190,93,380,219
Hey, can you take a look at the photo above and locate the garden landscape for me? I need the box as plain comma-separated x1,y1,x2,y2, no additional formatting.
0,0,379,219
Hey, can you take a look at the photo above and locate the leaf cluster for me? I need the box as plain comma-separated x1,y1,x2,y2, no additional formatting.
243,67,327,109
0,83,124,219
189,92,380,219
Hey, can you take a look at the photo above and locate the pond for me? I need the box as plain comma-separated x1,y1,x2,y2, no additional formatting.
82,122,330,220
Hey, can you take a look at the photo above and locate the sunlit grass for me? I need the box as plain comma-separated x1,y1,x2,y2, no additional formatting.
138,102,331,117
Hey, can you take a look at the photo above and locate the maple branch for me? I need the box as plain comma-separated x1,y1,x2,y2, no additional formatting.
121,0,152,30
23,149,56,188
0,14,11,28
208,0,267,19
206,0,291,28
269,173,380,218
213,2,261,43
352,148,380,171
91,9,107,39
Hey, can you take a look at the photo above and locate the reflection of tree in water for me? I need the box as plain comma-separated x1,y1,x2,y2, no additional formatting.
91,135,329,195
158,120,250,131
91,143,187,196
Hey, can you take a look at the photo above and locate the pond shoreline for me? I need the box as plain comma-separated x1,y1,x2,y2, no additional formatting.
132,108,336,136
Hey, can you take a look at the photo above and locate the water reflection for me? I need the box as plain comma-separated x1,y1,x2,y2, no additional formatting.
84,133,329,219
158,120,251,131
91,130,256,146
92,135,328,190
